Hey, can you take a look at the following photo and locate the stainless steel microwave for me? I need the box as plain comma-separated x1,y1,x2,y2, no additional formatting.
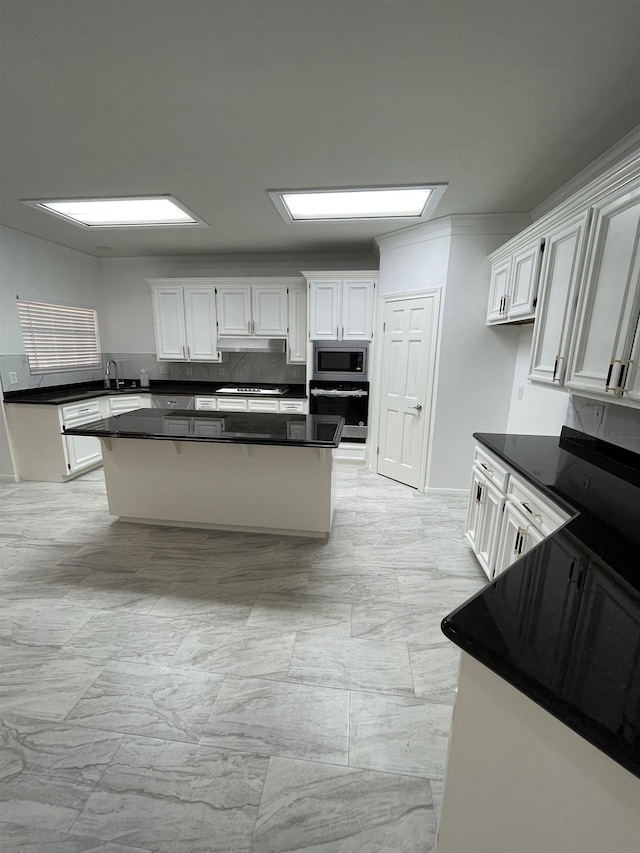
312,342,368,382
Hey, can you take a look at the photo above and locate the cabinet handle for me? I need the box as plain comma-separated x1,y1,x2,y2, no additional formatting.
499,296,504,314
476,483,483,504
552,355,559,382
618,360,632,394
248,321,251,334
336,326,339,339
521,502,543,523
187,346,191,359
479,462,493,475
605,360,621,392
514,530,521,555
182,346,186,358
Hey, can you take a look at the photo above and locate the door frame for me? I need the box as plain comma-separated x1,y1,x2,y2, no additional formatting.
369,288,441,491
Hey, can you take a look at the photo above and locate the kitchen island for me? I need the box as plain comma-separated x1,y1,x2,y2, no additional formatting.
63,409,344,537
438,427,640,853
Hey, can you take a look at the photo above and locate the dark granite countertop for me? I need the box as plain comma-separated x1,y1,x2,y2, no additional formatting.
63,409,343,449
3,380,308,406
442,427,640,779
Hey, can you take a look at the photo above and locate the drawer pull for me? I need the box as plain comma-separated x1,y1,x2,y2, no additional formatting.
479,462,493,475
521,501,542,522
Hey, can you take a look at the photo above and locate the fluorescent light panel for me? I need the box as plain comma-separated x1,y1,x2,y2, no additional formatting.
24,196,203,227
270,185,446,222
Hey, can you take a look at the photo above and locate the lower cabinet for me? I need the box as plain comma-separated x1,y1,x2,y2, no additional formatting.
195,396,308,414
465,444,570,579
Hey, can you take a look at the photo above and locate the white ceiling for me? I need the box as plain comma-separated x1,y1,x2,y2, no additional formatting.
1,0,639,259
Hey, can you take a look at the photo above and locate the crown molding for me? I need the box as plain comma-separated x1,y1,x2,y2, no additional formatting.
375,213,531,252
532,124,640,220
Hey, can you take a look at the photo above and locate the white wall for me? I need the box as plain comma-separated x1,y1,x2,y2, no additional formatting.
377,216,528,490
427,230,521,489
505,325,569,435
0,226,103,478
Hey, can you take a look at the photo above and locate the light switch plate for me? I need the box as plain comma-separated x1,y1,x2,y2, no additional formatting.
9,371,18,384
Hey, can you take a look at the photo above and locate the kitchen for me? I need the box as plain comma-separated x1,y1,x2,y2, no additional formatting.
1,2,640,851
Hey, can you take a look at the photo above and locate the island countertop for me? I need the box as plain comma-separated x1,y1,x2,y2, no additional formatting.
442,427,640,779
63,408,344,449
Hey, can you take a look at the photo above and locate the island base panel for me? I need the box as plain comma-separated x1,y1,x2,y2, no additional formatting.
438,652,640,853
101,438,334,537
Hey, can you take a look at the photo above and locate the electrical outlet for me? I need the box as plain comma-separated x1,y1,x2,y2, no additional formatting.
186,366,192,376
294,368,300,379
219,367,225,375
159,366,167,375
9,371,18,384
517,385,524,400
592,404,604,424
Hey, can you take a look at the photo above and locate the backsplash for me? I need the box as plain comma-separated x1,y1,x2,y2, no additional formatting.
566,395,640,454
0,352,305,392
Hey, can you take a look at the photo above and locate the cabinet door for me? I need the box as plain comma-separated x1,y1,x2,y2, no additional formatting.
247,398,279,413
493,502,543,578
64,418,102,474
566,180,640,398
486,258,510,324
508,242,542,320
252,286,287,336
529,212,591,385
309,280,341,340
622,314,640,402
341,280,374,340
465,467,486,555
152,286,187,360
216,397,248,412
287,283,308,363
217,286,252,336
475,478,505,579
184,286,219,361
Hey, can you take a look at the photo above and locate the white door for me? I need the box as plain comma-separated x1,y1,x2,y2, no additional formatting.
508,241,542,320
377,292,439,489
486,258,510,323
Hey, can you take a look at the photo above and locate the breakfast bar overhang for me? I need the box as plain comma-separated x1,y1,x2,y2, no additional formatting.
63,409,344,537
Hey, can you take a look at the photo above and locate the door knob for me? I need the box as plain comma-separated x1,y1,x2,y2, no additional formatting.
410,404,422,411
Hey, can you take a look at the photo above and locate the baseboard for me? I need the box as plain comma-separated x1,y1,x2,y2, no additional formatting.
425,487,470,496
0,473,20,483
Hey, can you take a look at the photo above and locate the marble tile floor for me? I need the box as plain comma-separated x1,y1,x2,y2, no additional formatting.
0,465,486,852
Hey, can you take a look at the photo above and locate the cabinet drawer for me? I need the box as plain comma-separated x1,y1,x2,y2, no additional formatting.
109,395,143,414
508,476,571,536
61,399,101,423
473,445,510,491
279,399,306,413
195,397,217,410
248,398,279,413
216,398,248,412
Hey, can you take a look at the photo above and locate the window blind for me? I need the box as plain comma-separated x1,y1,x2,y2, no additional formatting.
17,299,101,372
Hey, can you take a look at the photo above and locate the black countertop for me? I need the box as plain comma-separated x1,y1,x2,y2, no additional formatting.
63,409,343,449
3,380,308,406
442,427,640,779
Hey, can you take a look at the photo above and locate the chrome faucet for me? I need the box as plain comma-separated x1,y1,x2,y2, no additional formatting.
105,360,123,389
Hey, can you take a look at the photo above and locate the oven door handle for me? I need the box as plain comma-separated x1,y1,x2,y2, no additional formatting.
310,389,368,397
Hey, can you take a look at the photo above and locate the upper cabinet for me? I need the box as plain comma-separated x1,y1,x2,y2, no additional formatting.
150,280,220,362
287,283,307,364
528,210,592,386
487,240,543,325
305,273,377,341
565,178,640,401
217,283,288,337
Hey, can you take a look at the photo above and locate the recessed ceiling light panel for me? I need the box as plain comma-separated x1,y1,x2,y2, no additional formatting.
22,195,207,228
269,185,447,223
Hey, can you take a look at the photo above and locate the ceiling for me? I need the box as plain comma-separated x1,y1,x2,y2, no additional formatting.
1,0,639,259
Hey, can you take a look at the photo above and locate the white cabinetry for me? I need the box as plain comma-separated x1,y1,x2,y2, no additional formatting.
465,444,570,580
196,396,308,414
61,400,103,475
108,395,151,415
150,280,220,362
565,178,640,401
487,240,542,324
305,273,376,340
287,283,307,363
529,211,591,385
216,283,288,337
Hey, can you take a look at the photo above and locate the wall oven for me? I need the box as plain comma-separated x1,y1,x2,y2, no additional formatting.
313,342,368,382
309,380,369,443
